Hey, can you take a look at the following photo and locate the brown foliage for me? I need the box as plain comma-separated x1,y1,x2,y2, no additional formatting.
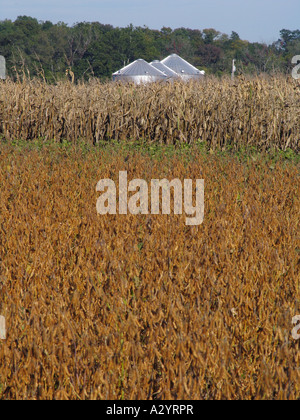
0,144,299,400
0,76,299,151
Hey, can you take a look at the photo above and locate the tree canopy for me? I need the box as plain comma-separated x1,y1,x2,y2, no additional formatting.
0,16,299,82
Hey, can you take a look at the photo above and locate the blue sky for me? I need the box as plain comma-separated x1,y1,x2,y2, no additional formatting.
1,0,299,43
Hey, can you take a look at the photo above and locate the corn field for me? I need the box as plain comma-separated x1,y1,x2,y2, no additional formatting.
0,76,299,151
0,141,299,399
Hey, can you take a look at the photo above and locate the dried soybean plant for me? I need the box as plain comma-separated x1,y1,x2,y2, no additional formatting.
0,143,299,400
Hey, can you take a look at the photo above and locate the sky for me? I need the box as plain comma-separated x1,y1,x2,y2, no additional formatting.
1,0,299,44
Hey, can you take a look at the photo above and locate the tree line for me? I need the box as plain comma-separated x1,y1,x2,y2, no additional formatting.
0,16,299,82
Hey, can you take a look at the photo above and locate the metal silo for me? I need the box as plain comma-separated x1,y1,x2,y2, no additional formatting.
112,59,167,84
150,60,179,80
161,54,205,81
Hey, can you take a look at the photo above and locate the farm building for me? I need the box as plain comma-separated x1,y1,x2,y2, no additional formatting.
150,60,179,79
0,55,6,80
112,59,167,84
112,55,205,84
161,54,205,80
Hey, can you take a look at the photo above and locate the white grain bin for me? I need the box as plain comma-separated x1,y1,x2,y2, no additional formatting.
0,55,6,80
161,54,205,81
112,59,167,84
150,60,179,79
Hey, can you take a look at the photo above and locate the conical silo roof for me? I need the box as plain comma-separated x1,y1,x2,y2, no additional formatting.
113,59,167,79
161,54,204,77
150,60,178,78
